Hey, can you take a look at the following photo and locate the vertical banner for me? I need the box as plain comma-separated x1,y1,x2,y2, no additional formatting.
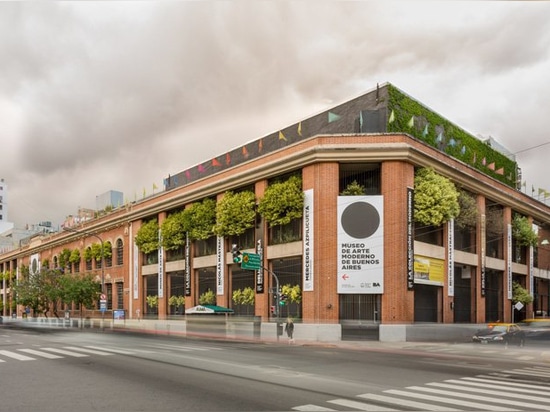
337,196,384,294
529,244,534,299
407,188,414,290
303,189,314,292
158,229,164,299
185,232,191,296
256,239,264,294
133,242,139,299
447,218,455,297
506,223,512,300
481,214,486,297
216,236,225,296
30,253,41,276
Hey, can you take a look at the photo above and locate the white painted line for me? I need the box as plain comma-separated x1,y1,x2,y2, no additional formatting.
63,346,114,356
40,348,89,357
358,393,461,412
328,398,398,411
291,404,336,411
19,348,63,359
0,350,35,361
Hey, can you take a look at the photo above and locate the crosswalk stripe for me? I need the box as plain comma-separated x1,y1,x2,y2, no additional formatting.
19,348,63,359
63,346,114,356
358,393,461,411
0,349,35,361
444,378,550,396
291,405,336,411
327,398,398,411
40,348,89,357
386,389,519,411
470,376,550,388
84,345,135,355
426,382,550,404
501,369,550,378
408,385,544,410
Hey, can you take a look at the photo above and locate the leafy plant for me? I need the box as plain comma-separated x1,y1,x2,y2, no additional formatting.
58,248,72,270
69,249,81,264
281,284,302,317
512,281,533,305
414,168,459,227
199,290,216,305
258,176,304,227
340,180,366,196
455,189,478,229
213,190,256,236
135,220,160,253
512,214,538,247
146,295,159,308
168,295,185,307
232,287,255,306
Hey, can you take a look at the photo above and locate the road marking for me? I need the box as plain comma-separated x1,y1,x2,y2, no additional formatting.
410,385,548,409
292,405,336,411
0,350,35,361
328,398,398,411
84,345,137,355
439,379,550,396
386,389,519,411
40,348,89,357
18,348,63,359
358,393,461,411
63,346,114,356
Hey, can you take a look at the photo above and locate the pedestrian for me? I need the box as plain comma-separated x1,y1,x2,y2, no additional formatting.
285,317,294,344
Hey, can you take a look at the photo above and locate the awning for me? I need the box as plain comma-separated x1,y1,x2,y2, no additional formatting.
185,305,234,314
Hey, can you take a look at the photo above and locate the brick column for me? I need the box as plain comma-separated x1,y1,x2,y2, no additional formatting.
380,161,415,324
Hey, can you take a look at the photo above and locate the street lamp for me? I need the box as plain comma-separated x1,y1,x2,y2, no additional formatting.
63,226,105,294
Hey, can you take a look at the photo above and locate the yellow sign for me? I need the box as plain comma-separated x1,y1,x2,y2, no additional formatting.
414,255,444,285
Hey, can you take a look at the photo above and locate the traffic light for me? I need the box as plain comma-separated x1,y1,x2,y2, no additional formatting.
279,293,288,306
231,244,242,263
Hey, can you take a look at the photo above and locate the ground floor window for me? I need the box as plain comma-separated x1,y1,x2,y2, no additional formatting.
339,294,380,321
535,278,550,317
169,273,185,315
485,270,503,322
270,257,302,319
144,275,158,316
454,265,474,323
231,266,255,316
197,267,216,303
414,284,441,322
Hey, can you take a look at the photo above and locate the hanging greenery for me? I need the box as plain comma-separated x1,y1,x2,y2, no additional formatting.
455,189,478,229
213,190,256,236
135,220,160,253
232,287,255,306
188,198,217,240
512,281,533,305
90,242,112,262
58,248,71,269
69,249,81,264
257,176,304,227
512,214,538,247
414,168,459,227
161,210,188,251
340,180,366,196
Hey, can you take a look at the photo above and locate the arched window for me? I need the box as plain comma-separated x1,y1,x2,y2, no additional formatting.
116,238,124,266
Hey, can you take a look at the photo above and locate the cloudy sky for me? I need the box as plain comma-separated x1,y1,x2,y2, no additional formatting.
2,1,550,229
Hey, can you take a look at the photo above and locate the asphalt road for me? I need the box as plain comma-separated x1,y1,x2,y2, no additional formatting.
1,326,550,411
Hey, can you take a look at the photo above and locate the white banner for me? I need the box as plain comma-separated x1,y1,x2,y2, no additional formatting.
133,242,139,299
337,196,384,294
158,229,164,299
506,224,512,300
448,219,454,297
303,189,314,292
216,236,225,296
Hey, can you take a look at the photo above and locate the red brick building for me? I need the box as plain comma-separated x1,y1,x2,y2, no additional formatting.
2,83,550,341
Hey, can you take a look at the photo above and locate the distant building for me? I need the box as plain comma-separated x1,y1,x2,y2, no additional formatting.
96,190,124,211
0,179,14,235
62,207,95,229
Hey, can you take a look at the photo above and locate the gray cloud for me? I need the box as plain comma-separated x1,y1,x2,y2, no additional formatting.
1,1,550,227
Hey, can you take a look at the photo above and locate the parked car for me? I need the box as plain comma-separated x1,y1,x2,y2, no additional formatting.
472,323,525,346
518,319,550,342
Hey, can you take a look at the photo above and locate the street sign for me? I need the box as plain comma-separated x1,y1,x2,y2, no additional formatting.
241,252,261,270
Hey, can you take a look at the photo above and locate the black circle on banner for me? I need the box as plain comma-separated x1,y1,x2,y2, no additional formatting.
341,201,380,239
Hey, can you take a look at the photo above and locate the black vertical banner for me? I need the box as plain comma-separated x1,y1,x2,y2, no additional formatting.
407,187,414,290
185,232,191,296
